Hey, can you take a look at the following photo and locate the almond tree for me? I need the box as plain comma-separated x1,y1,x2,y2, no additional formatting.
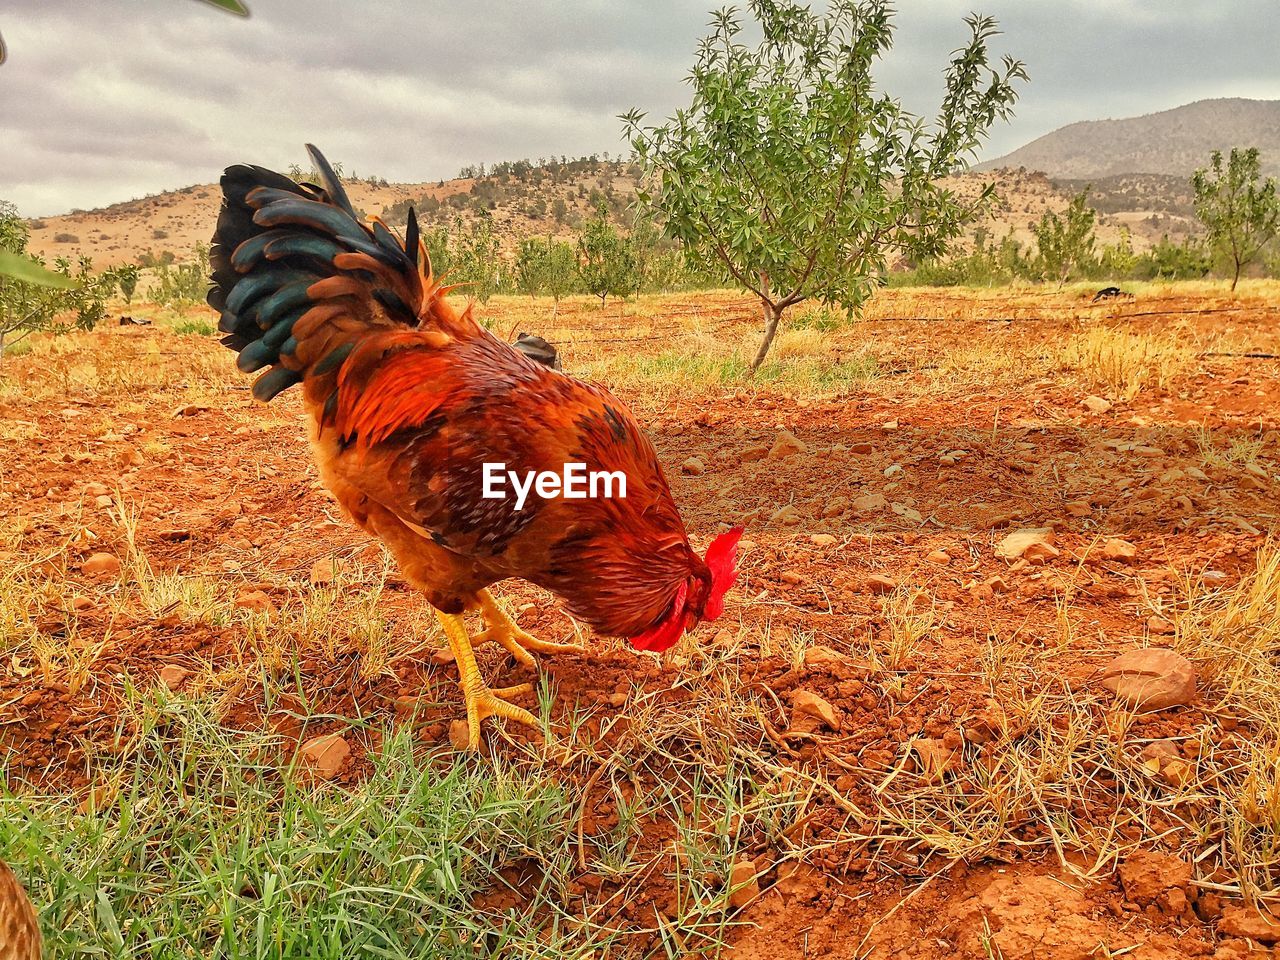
0,203,117,360
577,202,637,306
1193,147,1280,292
1033,189,1097,285
624,0,1025,370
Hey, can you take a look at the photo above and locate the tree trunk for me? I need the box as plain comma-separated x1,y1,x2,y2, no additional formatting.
1231,258,1242,292
0,331,6,364
749,300,784,373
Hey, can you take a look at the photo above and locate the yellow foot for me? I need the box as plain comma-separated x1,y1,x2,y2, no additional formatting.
435,608,541,751
473,589,584,667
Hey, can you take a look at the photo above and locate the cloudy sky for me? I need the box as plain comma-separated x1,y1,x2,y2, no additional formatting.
1,0,1277,216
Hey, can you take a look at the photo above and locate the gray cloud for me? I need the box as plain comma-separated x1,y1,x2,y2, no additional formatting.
1,0,1276,216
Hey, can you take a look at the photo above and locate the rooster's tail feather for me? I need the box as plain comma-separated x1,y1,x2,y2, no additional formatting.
208,145,463,407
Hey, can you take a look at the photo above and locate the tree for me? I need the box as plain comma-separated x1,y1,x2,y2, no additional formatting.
514,236,579,313
1032,188,1097,284
515,238,550,296
0,205,118,360
115,263,141,304
576,201,636,306
1192,147,1280,291
542,241,578,314
624,0,1025,370
450,215,504,302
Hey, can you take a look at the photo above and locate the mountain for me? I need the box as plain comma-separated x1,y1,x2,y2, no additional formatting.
976,98,1280,179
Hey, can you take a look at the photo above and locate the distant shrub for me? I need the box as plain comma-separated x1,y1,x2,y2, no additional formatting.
53,232,79,243
172,318,216,336
115,263,141,304
137,250,176,269
152,228,169,240
28,220,46,230
148,243,210,306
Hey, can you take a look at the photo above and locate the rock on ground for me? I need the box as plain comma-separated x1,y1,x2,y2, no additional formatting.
1100,648,1197,711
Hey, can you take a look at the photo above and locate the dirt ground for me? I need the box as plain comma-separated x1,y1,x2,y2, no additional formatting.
2,287,1279,957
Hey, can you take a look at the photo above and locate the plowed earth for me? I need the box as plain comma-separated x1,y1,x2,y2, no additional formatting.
2,288,1278,958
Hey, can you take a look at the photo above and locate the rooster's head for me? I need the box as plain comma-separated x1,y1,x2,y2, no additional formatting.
629,527,743,653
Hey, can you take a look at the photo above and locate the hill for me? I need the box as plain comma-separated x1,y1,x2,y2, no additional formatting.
976,98,1280,179
23,161,1183,274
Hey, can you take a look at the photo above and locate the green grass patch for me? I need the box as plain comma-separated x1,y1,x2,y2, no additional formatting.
1,692,597,959
170,318,218,337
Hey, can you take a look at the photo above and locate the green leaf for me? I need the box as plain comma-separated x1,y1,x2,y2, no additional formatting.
196,0,251,15
0,249,77,288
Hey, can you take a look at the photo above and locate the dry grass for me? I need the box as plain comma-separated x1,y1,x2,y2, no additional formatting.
1059,326,1197,400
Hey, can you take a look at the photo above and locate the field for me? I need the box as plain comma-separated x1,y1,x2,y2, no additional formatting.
2,282,1279,958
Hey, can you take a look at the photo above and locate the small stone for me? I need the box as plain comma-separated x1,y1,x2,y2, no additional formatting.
71,595,95,612
1119,851,1193,909
865,573,897,595
158,665,190,691
780,570,803,585
309,557,346,585
790,690,840,731
235,589,276,617
1160,757,1195,787
1147,616,1176,636
912,738,962,782
1139,739,1181,765
1099,538,1138,564
925,550,950,565
984,575,1010,593
821,497,849,518
681,456,705,476
81,552,121,577
740,445,769,462
173,402,211,418
1100,648,1197,711
1200,570,1228,587
83,481,110,498
881,420,899,431
1082,395,1113,414
727,858,760,909
1065,500,1092,517
94,495,113,508
853,493,888,514
448,719,473,752
1219,905,1280,942
810,534,838,547
883,464,903,478
769,504,801,525
297,733,351,780
850,441,874,454
769,430,807,459
996,528,1058,563
803,646,851,671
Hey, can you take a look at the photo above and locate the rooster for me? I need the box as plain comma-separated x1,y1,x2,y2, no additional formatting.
208,146,741,749
0,858,40,960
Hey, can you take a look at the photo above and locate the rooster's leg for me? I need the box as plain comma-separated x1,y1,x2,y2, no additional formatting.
435,609,539,751
473,589,584,667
